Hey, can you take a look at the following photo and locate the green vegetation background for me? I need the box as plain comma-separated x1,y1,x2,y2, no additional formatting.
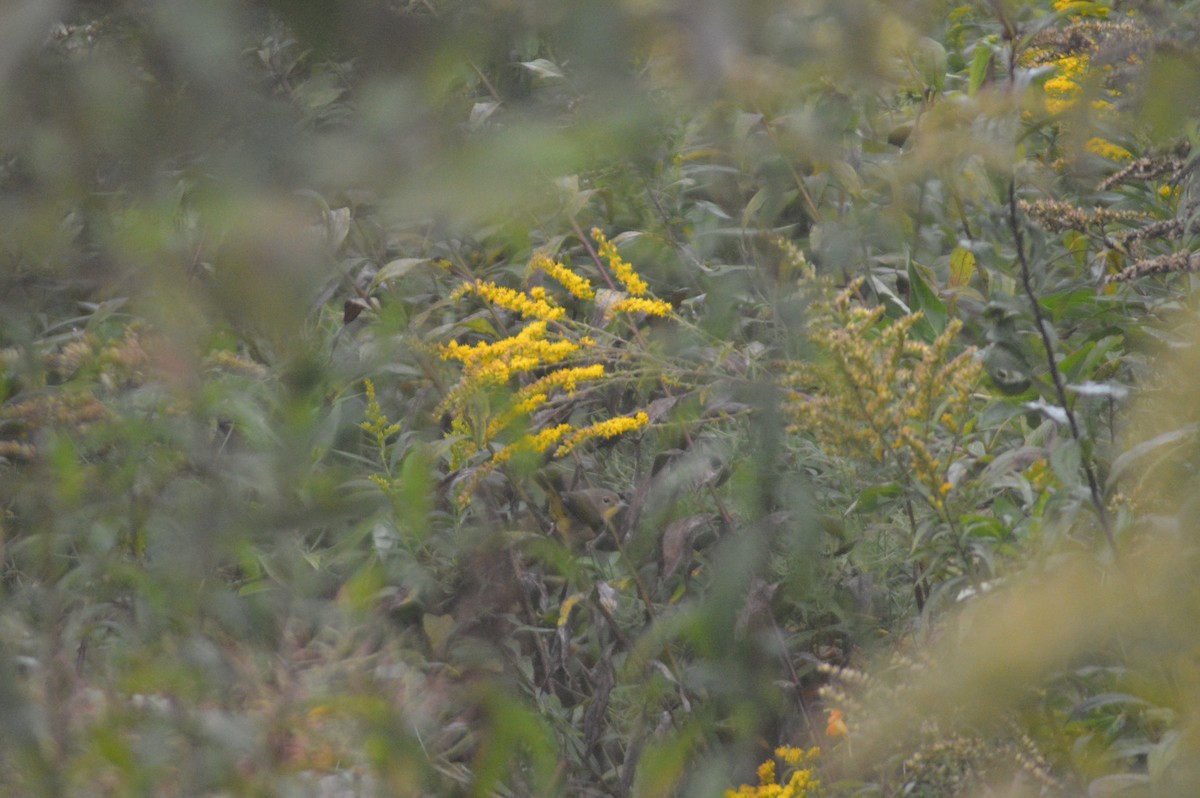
2,0,1200,795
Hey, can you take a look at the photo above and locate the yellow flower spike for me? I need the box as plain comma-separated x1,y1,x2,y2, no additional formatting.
530,255,595,300
775,746,804,766
361,378,401,443
591,228,649,296
520,364,606,398
454,280,565,321
555,411,649,458
728,747,825,798
527,423,574,453
609,296,673,319
481,365,607,442
1085,137,1132,161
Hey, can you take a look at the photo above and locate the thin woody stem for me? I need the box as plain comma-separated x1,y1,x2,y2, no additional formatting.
1007,181,1115,551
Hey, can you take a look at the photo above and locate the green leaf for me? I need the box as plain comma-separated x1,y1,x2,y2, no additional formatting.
968,42,994,95
460,317,498,337
370,258,429,290
397,447,433,542
949,246,976,288
911,37,948,93
908,259,947,334
1108,423,1199,489
1049,439,1083,488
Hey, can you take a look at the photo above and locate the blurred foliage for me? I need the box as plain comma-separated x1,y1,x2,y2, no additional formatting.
3,0,1200,796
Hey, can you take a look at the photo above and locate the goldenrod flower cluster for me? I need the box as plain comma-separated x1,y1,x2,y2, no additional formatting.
1023,2,1148,156
439,316,596,470
1084,136,1131,161
483,365,607,441
1041,53,1090,116
451,280,565,321
1052,0,1108,17
360,379,404,491
530,255,595,300
592,228,649,296
610,296,673,319
360,378,401,449
555,412,650,457
783,278,980,509
440,321,586,408
726,747,824,798
436,242,671,506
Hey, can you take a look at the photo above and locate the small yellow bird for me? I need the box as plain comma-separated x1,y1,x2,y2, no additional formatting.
546,487,625,547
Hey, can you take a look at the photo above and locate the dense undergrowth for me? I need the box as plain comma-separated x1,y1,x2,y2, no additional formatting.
2,0,1200,795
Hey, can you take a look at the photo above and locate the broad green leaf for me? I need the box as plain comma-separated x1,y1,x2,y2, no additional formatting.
911,37,948,93
1049,438,1083,488
460,316,498,336
397,447,433,542
968,42,994,95
370,258,428,290
907,259,947,333
949,246,976,288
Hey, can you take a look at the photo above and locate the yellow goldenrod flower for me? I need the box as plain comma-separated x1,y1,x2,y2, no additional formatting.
784,284,979,512
555,411,649,457
530,255,595,300
1053,0,1108,17
522,364,606,397
453,422,578,508
361,378,401,443
1085,137,1132,161
441,235,679,507
775,747,799,766
592,228,649,296
452,280,565,321
726,747,825,798
482,365,607,442
438,320,594,426
527,423,575,453
1056,54,1089,79
609,296,673,319
441,323,581,373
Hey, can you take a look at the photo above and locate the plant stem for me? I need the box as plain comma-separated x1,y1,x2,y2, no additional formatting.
1006,181,1115,551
